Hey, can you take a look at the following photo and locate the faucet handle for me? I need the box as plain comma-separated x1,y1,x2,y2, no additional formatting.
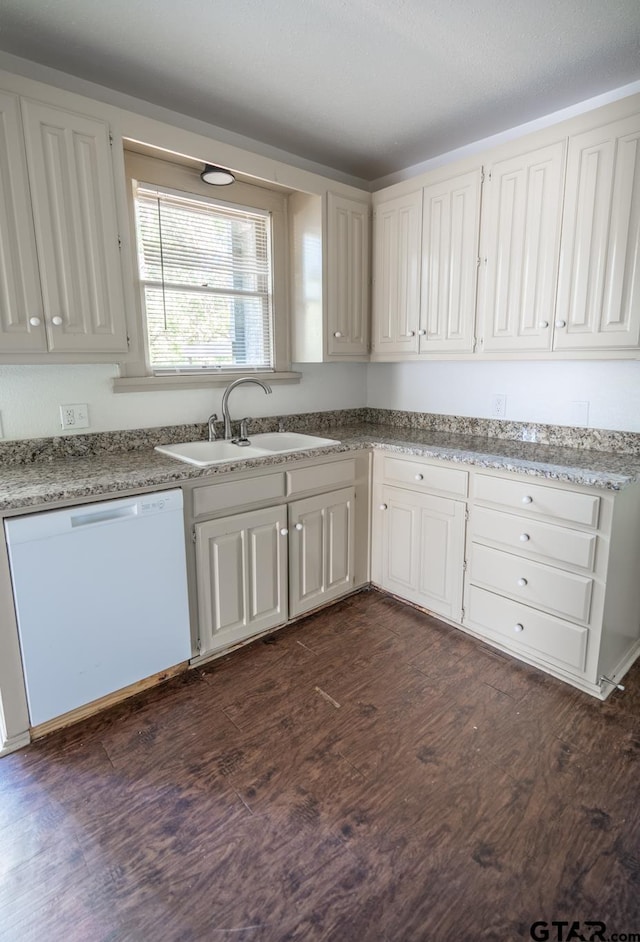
239,417,251,439
207,413,218,441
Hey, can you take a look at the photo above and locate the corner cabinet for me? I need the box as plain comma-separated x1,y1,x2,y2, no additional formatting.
0,90,128,360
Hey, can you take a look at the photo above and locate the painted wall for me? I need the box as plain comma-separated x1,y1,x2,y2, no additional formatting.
367,360,640,432
0,363,368,440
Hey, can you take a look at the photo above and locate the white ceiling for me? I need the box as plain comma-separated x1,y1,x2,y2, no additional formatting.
1,0,639,181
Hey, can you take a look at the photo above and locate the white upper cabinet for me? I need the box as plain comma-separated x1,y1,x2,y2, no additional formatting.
419,169,482,353
555,113,640,351
326,193,370,357
372,190,422,355
479,141,565,352
0,91,45,354
20,99,127,355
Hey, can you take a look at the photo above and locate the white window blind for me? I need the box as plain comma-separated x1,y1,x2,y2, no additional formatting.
133,185,274,372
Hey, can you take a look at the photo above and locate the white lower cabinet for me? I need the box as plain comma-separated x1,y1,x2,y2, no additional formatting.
195,505,289,654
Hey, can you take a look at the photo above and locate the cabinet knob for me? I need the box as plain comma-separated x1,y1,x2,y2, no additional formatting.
513,623,524,633
295,523,303,531
414,473,424,481
517,578,528,587
555,319,567,328
280,528,288,536
408,330,415,336
379,503,388,511
519,533,530,542
418,328,427,336
539,321,549,329
521,495,533,504
51,316,63,326
29,316,42,327
333,331,342,338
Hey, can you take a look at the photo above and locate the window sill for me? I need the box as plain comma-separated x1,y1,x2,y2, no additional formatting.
113,371,302,393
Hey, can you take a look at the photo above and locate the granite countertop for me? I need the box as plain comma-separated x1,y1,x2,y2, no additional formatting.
2,422,640,513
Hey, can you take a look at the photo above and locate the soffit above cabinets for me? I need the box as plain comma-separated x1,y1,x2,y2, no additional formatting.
0,0,638,181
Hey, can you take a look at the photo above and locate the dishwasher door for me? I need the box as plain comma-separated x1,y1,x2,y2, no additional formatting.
4,489,191,726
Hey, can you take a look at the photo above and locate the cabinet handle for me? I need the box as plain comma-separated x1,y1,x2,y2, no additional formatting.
418,328,427,336
555,319,567,328
414,473,424,481
513,623,524,633
519,533,530,542
51,316,63,326
295,523,303,531
517,578,528,587
280,528,289,536
379,503,388,511
539,321,549,329
29,316,42,327
521,495,533,504
333,331,342,338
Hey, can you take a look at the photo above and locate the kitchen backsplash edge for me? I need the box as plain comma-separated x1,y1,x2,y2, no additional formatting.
2,408,640,464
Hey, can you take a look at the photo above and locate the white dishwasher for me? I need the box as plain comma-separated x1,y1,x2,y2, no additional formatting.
4,489,191,726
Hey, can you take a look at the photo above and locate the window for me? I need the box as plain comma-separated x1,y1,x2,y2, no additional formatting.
133,183,274,373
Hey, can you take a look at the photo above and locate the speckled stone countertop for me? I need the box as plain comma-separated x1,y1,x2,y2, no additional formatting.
2,420,640,513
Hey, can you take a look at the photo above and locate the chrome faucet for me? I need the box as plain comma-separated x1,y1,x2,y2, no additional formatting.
221,377,272,440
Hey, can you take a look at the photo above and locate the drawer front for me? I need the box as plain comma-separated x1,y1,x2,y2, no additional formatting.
471,506,598,571
474,473,600,528
470,543,593,625
286,458,356,496
193,472,286,518
466,585,589,673
382,456,468,498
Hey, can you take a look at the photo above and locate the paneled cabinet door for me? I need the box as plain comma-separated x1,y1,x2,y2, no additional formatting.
289,486,355,618
555,113,640,350
327,193,370,357
20,99,128,354
378,486,465,621
372,190,422,355
195,505,289,655
479,141,565,351
419,169,482,353
0,91,46,353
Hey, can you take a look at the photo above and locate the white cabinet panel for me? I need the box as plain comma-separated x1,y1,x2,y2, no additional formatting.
20,99,127,354
555,113,640,350
420,169,481,353
327,193,369,356
196,504,288,654
289,486,355,617
372,190,422,355
480,141,565,351
0,91,46,353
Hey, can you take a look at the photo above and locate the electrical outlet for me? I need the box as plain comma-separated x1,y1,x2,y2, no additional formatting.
570,401,590,427
491,394,507,419
0,410,3,438
59,403,90,431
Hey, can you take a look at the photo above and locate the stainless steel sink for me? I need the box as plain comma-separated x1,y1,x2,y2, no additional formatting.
154,431,340,467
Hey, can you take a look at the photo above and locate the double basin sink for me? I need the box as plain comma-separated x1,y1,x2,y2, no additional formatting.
155,432,340,467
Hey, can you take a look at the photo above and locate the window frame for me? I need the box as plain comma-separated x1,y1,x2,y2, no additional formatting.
121,150,291,384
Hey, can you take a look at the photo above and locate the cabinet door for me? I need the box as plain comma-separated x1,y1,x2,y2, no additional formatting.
378,486,465,621
289,486,355,618
555,113,640,350
20,99,128,354
195,505,288,655
327,193,369,357
419,169,482,353
372,190,422,355
479,142,565,351
0,91,46,353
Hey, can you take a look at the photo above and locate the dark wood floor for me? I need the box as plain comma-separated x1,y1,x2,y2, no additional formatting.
1,589,639,942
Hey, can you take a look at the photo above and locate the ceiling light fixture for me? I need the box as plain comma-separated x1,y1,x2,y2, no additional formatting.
200,164,235,186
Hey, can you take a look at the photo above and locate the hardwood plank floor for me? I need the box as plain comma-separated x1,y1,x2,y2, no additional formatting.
1,589,639,941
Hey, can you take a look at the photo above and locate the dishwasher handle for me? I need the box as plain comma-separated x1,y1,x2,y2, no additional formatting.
70,503,139,528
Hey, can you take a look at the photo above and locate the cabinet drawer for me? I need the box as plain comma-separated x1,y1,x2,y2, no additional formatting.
470,543,593,625
466,585,589,673
193,472,285,518
286,459,356,496
471,506,598,571
382,456,468,498
474,473,600,528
